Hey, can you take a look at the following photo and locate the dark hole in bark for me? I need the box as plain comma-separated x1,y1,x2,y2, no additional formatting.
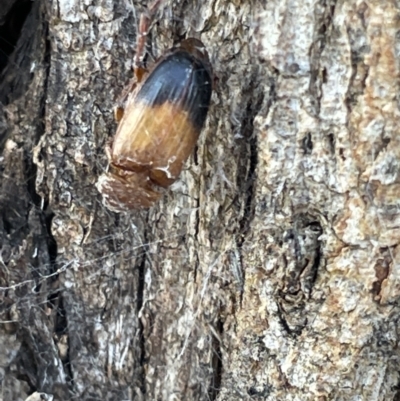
0,0,33,73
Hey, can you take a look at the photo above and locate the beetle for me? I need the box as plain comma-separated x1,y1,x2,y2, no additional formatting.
96,4,213,211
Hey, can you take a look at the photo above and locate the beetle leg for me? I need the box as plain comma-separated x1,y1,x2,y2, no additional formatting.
105,139,113,162
114,106,124,122
114,0,164,122
133,11,149,83
113,88,129,122
133,0,164,82
113,76,139,122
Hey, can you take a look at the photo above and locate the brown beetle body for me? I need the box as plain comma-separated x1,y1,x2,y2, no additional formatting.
97,38,213,211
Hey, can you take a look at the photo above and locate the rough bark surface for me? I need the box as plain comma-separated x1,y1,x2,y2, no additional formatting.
1,0,400,400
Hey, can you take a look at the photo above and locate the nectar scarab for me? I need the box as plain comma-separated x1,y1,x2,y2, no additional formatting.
96,37,213,212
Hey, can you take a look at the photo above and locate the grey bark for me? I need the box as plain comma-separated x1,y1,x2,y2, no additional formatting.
1,0,400,400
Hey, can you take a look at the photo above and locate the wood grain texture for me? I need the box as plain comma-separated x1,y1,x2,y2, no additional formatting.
0,0,400,400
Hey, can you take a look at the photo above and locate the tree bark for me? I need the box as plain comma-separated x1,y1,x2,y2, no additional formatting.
1,0,400,400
